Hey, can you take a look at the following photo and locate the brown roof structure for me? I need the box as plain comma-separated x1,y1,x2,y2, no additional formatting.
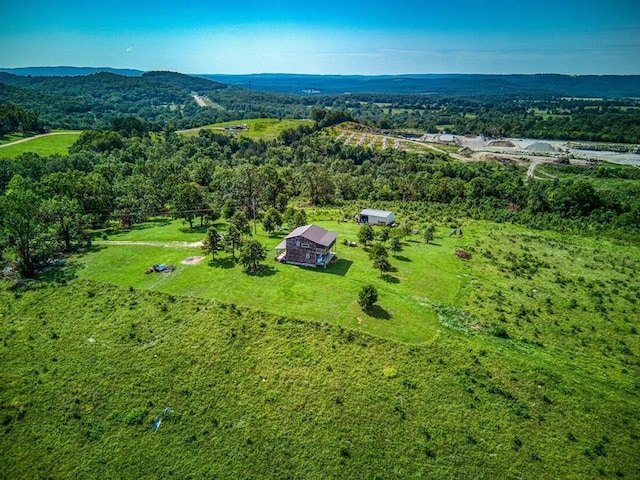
275,224,337,250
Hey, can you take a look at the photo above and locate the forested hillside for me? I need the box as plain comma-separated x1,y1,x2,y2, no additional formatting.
2,71,640,142
1,114,639,277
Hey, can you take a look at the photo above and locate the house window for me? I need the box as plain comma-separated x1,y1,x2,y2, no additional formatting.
305,253,310,259
301,242,310,248
296,241,300,247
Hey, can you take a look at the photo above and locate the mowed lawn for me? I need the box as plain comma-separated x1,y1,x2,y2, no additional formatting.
0,131,81,158
179,118,313,141
77,218,473,343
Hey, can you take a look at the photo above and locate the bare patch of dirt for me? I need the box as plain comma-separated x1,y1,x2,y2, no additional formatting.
181,256,205,265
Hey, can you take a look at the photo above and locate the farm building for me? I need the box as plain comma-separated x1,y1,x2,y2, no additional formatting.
358,208,395,226
275,224,337,268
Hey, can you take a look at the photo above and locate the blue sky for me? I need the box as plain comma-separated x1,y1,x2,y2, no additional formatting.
1,0,639,74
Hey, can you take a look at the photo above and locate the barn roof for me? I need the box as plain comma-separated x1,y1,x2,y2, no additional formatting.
360,208,394,217
285,224,337,247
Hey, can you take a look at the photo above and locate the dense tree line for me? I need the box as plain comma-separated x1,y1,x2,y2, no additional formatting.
1,118,638,276
326,95,640,144
2,71,639,143
0,103,43,136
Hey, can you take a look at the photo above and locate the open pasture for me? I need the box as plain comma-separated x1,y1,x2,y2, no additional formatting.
179,118,312,141
4,211,640,478
0,131,82,158
80,216,469,344
2,268,638,478
77,211,640,393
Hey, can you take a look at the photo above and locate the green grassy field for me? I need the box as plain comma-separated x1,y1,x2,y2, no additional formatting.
537,163,640,192
5,207,640,478
80,216,469,343
0,133,27,145
75,212,640,396
100,217,208,243
0,131,82,158
1,276,638,478
179,118,313,141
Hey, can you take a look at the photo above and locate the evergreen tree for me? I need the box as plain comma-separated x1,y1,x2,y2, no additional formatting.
357,284,378,311
202,227,221,259
238,239,268,272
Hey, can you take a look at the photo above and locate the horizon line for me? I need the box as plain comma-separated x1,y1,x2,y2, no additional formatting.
1,66,640,77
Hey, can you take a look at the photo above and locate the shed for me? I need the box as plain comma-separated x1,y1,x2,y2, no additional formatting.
275,224,337,268
358,208,395,226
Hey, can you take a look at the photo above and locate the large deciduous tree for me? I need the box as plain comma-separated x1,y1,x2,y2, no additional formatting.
262,207,282,235
41,196,89,252
299,163,335,206
172,182,207,229
0,175,54,276
113,174,161,228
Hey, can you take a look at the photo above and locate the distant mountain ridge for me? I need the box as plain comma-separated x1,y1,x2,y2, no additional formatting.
0,66,144,77
200,73,640,98
142,71,227,93
2,67,640,97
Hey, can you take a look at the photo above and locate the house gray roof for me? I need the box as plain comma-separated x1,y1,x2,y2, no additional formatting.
360,208,394,218
285,224,337,247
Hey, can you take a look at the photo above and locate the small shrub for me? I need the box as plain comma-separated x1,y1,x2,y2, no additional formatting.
493,326,509,339
513,436,523,450
383,367,398,378
125,407,147,426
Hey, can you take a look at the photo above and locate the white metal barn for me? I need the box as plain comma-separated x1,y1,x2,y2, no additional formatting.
358,208,395,226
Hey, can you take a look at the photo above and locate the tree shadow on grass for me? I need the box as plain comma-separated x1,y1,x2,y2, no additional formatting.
179,225,210,235
381,274,400,284
30,260,82,286
96,217,173,239
251,265,277,277
126,218,173,232
367,304,392,320
208,256,236,269
76,244,107,257
393,255,411,262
